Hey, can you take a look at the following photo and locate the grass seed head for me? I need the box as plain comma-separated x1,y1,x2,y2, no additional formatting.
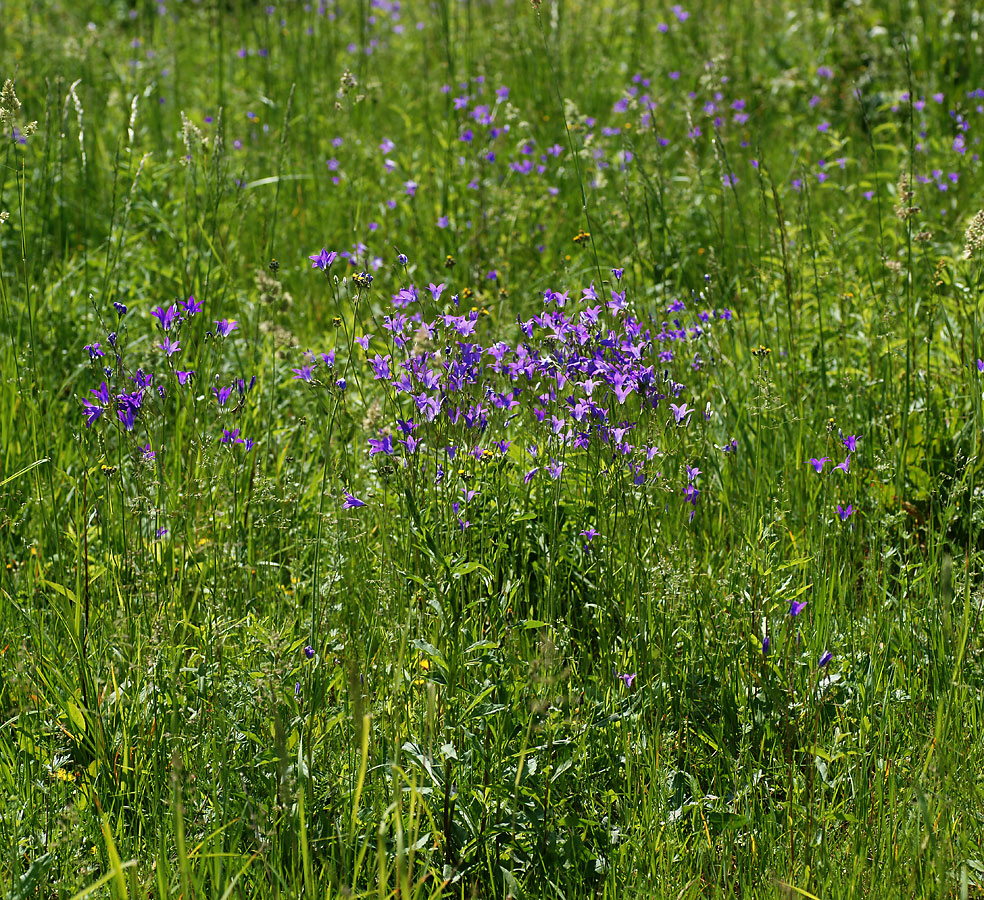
963,210,984,260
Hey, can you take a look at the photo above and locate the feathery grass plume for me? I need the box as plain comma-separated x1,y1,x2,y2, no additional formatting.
0,80,21,134
0,78,21,121
127,92,139,149
963,209,984,260
0,78,37,137
895,170,919,220
179,110,207,164
66,78,86,168
255,267,292,311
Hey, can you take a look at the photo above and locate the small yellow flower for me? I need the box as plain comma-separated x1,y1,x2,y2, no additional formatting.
413,655,431,686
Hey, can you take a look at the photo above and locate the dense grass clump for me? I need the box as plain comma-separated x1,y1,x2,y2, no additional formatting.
4,1,984,897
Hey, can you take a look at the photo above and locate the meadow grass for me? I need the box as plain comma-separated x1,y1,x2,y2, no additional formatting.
2,0,984,897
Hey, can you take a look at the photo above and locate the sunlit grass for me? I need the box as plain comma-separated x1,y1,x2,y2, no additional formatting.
2,1,984,897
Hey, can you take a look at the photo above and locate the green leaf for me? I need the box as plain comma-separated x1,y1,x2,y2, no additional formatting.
451,560,491,579
0,458,49,488
7,853,53,900
66,701,87,733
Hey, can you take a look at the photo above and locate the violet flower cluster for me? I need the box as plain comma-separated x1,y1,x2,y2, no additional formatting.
78,294,257,455
807,431,858,524
298,250,735,528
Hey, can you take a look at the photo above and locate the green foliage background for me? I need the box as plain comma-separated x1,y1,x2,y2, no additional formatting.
3,1,984,897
